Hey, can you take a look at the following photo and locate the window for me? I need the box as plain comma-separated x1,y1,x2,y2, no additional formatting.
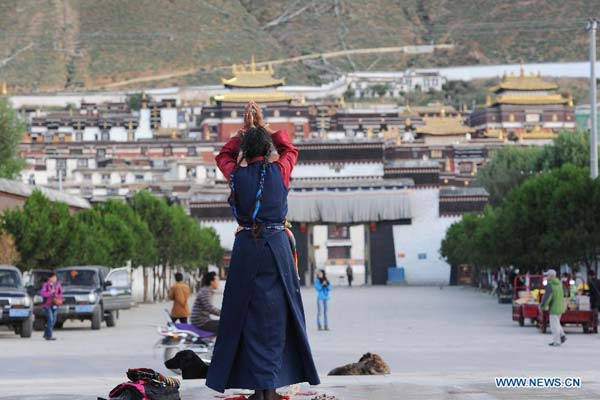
56,159,67,170
328,246,351,259
328,225,350,239
430,150,442,159
459,163,473,174
83,174,92,181
187,146,197,156
101,131,109,141
120,175,126,184
101,173,111,181
108,270,129,288
70,148,83,155
141,146,148,156
96,148,106,158
77,158,88,168
164,147,173,156
107,188,118,196
135,174,144,181
418,253,427,260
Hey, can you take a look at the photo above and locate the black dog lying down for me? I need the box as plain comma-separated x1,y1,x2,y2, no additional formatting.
164,350,209,379
328,353,390,376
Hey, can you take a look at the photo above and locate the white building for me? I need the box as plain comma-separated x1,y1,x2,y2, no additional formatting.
347,70,446,98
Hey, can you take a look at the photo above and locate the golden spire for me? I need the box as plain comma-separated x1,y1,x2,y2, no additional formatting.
486,95,492,106
251,55,256,73
440,108,446,118
367,127,373,139
567,93,574,106
339,96,345,106
268,63,274,74
300,95,306,104
1,81,7,96
405,98,412,113
519,59,525,77
141,92,147,109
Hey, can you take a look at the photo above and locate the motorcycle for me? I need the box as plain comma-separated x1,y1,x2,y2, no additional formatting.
155,309,216,372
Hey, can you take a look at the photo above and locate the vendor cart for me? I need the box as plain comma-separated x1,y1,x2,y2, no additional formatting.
512,274,544,326
537,281,598,334
538,309,597,333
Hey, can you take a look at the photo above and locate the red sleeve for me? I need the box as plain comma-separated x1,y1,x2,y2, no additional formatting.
215,135,241,182
272,130,298,189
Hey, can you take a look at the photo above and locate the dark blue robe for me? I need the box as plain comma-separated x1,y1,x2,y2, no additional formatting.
206,131,320,393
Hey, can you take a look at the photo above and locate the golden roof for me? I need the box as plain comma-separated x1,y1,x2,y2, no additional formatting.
494,93,568,105
416,113,475,136
411,103,456,115
490,63,558,92
154,128,179,138
517,126,557,139
483,128,503,139
1,81,7,96
214,91,292,103
222,57,285,88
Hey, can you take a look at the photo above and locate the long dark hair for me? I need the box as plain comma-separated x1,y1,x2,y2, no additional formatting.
318,269,328,285
228,126,273,239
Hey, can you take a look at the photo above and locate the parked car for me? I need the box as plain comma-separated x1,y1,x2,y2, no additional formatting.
26,269,54,331
54,266,132,330
0,265,33,338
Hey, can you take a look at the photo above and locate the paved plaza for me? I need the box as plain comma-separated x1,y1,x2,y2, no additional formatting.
2,286,600,399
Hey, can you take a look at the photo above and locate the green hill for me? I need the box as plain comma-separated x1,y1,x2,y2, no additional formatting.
0,0,594,91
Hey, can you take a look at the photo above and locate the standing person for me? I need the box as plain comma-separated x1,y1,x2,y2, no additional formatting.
191,272,221,333
168,272,190,324
40,273,62,341
541,269,566,347
346,265,353,287
588,270,600,321
206,102,319,400
315,269,331,331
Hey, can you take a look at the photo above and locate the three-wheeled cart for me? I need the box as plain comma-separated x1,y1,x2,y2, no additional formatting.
538,310,597,333
512,274,544,326
537,280,598,334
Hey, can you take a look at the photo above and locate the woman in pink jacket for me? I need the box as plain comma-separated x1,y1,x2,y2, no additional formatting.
40,272,63,340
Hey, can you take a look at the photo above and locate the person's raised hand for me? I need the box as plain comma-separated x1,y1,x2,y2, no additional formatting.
243,103,254,130
249,102,264,127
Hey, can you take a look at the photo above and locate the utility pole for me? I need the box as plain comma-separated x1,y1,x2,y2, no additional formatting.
588,19,598,179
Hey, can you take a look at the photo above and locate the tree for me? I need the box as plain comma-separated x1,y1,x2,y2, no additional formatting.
2,191,73,270
65,208,113,266
372,84,389,98
538,130,589,171
0,231,20,265
0,98,26,178
476,145,543,206
98,200,156,269
125,92,152,111
130,191,176,300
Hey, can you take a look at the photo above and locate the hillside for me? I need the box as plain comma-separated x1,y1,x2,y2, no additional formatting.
0,0,594,91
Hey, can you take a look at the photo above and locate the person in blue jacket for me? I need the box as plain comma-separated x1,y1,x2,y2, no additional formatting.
206,102,320,400
315,269,331,331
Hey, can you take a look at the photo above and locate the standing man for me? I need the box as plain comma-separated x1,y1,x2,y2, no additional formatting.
346,265,353,287
541,269,566,347
588,270,600,323
168,272,191,324
40,273,62,341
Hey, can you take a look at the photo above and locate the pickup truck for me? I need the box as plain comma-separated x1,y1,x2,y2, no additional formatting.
54,266,132,330
0,265,33,338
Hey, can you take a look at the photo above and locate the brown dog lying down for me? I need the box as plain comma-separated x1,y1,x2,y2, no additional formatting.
327,353,391,376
